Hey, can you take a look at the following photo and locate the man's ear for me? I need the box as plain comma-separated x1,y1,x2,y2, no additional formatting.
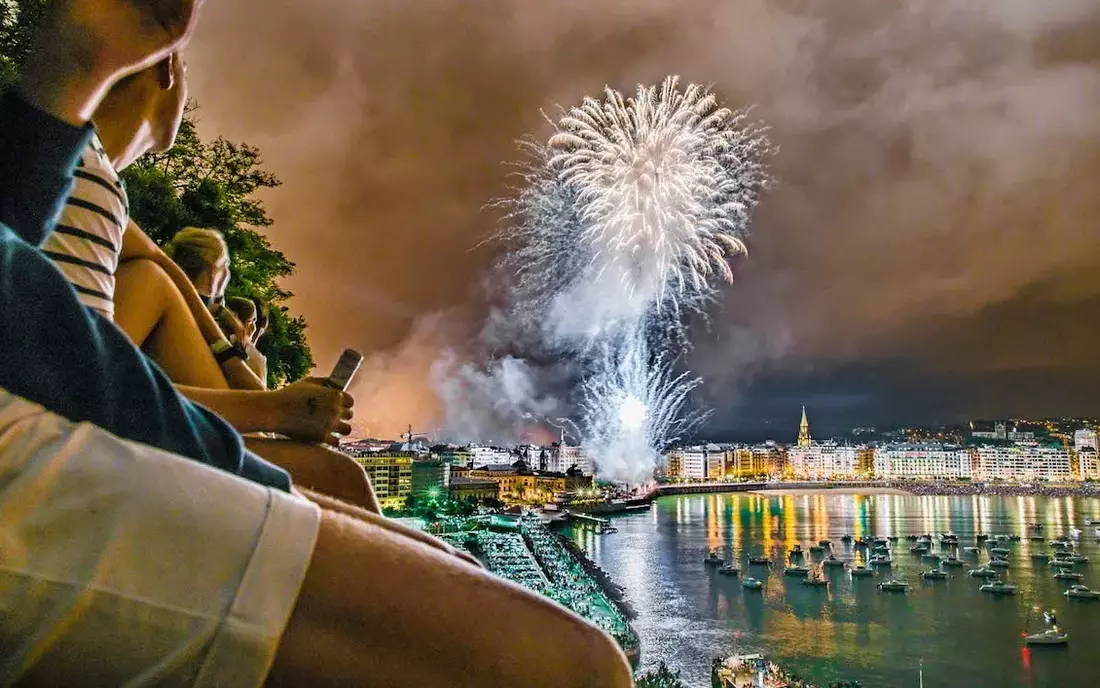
157,55,175,91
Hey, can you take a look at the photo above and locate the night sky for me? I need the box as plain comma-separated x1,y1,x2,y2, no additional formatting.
186,0,1100,441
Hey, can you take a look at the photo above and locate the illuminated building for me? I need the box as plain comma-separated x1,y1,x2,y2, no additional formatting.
787,443,859,478
873,444,970,480
549,442,594,476
411,459,450,501
466,461,576,504
1074,429,1099,452
351,452,413,510
448,475,500,503
797,406,812,447
727,446,771,479
972,445,1073,482
1078,448,1099,481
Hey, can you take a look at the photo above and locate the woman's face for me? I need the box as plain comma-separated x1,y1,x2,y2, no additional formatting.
194,256,231,309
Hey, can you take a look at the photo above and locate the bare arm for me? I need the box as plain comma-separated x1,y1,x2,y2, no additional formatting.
121,220,266,390
178,378,354,446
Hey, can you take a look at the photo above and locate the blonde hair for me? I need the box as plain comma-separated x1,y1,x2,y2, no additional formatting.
165,227,229,281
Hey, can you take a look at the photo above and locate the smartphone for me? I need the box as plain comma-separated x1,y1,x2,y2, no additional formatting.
326,349,363,391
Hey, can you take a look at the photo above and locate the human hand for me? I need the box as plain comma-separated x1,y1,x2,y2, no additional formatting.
271,379,354,446
217,307,250,345
21,0,206,124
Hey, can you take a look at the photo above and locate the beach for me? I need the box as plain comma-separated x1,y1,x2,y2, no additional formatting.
749,486,909,497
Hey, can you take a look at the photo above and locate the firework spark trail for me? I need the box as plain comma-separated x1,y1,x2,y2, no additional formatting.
494,76,773,483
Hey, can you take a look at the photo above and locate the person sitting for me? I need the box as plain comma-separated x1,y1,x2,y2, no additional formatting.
223,295,269,385
0,1,632,686
39,56,371,505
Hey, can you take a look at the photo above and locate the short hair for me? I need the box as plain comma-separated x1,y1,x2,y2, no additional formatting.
225,296,257,323
165,227,228,282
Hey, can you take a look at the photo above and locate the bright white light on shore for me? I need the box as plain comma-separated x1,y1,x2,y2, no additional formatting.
619,395,647,432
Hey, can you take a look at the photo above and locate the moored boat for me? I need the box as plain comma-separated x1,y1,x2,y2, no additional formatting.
718,563,740,577
979,579,1017,595
748,555,772,566
942,555,963,567
851,565,874,577
1064,584,1100,599
705,551,723,566
1025,628,1069,646
988,558,1010,568
822,555,846,568
784,565,811,577
968,566,998,578
1054,570,1084,582
878,579,909,593
921,568,948,580
742,577,764,590
869,555,892,567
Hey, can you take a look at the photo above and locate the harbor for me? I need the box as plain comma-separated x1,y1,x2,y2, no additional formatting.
567,490,1100,687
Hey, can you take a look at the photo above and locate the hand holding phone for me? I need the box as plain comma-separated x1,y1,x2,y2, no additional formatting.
326,349,363,391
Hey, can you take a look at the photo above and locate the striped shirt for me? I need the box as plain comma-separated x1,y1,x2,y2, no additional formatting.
41,132,128,319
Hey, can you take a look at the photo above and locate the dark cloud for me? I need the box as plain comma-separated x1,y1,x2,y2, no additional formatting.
186,0,1100,439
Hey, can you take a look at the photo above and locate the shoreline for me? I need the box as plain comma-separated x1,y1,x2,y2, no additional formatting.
747,486,908,497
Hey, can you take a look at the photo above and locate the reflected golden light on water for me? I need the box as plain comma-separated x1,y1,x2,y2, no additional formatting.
707,494,721,551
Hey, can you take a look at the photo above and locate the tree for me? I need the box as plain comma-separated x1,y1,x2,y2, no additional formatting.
1,1,314,387
636,663,686,688
124,111,315,386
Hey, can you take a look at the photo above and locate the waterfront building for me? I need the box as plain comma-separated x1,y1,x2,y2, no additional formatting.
787,443,859,479
797,406,812,447
351,451,414,510
1074,428,1099,452
549,442,594,476
727,446,771,479
873,444,971,480
972,445,1073,482
448,475,500,503
707,449,726,481
467,462,572,504
1077,448,1099,481
467,444,513,467
411,459,450,501
433,445,473,467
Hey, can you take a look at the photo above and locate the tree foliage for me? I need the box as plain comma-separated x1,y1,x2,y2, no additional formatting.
0,0,314,386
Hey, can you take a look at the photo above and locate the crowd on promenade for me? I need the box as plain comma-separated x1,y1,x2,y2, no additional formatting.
0,1,631,686
903,481,1100,498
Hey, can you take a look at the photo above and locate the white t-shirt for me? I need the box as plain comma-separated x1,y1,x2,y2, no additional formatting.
41,133,128,319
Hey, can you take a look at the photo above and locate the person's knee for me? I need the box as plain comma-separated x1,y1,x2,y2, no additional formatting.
117,258,174,301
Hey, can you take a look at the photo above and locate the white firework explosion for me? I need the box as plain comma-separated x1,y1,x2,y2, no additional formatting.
487,76,773,484
547,75,773,318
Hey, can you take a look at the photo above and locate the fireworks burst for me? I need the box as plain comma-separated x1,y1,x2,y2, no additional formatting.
491,76,773,483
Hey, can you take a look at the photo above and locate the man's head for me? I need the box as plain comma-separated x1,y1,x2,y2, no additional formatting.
165,227,230,308
95,52,188,170
225,296,258,341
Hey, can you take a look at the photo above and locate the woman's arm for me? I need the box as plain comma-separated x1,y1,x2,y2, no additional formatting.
121,220,266,390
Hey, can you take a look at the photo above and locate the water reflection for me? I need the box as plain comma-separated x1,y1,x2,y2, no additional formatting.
568,492,1100,687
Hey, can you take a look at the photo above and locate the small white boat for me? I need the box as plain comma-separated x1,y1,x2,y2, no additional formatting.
1055,571,1085,582
870,555,893,567
878,579,909,593
921,569,948,580
942,556,963,568
1069,527,1082,540
963,547,981,556
980,580,1017,595
718,564,740,577
988,558,1010,568
742,577,764,590
969,566,999,578
1025,628,1069,646
851,566,874,578
1064,584,1100,599
989,547,1011,556
705,551,723,565
1066,554,1089,564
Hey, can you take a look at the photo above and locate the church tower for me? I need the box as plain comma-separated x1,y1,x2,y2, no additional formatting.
797,406,812,447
